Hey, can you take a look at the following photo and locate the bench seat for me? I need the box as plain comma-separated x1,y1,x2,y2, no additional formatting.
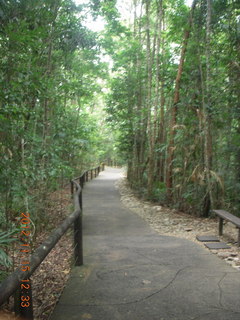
213,209,240,246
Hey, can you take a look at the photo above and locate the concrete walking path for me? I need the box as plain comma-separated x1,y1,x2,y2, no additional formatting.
51,168,240,320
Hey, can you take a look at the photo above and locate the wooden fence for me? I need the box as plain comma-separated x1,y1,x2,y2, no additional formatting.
0,164,104,319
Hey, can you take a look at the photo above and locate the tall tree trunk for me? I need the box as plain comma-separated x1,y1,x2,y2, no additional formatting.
40,0,60,208
156,1,165,183
166,0,198,200
153,1,162,184
202,0,213,216
146,0,158,196
131,0,145,187
229,4,240,205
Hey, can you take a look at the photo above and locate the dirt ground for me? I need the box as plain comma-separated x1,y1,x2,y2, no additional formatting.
1,185,74,320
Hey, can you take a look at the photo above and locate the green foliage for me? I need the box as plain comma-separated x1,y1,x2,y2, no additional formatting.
150,182,168,203
0,0,117,234
104,0,240,217
0,229,19,268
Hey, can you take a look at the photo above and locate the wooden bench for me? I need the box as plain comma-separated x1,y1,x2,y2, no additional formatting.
213,209,240,246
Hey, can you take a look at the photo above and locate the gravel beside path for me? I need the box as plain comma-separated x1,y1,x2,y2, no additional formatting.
116,177,240,271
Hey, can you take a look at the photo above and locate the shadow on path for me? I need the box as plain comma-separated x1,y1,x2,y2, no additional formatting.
51,167,240,320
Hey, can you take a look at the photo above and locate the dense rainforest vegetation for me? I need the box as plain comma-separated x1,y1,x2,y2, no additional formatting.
0,0,240,270
104,0,240,217
0,0,116,270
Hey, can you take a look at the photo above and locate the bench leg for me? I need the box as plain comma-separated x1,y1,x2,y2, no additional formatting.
219,218,223,236
238,228,240,247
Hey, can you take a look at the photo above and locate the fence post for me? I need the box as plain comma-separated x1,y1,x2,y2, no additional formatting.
74,182,83,266
73,165,101,266
79,188,83,211
70,180,74,198
74,210,83,266
80,176,83,189
219,217,223,236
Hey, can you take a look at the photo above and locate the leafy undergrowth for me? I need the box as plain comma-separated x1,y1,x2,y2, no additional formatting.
1,185,74,320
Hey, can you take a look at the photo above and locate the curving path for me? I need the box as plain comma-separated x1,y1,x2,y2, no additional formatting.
51,167,240,320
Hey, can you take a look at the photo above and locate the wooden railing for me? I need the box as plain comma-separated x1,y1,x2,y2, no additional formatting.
0,164,104,319
70,165,104,265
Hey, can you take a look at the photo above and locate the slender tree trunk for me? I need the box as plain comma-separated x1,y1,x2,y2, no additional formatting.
42,0,60,145
202,0,213,216
153,2,161,184
40,0,60,208
156,1,165,183
166,0,198,200
146,0,158,196
131,0,145,187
